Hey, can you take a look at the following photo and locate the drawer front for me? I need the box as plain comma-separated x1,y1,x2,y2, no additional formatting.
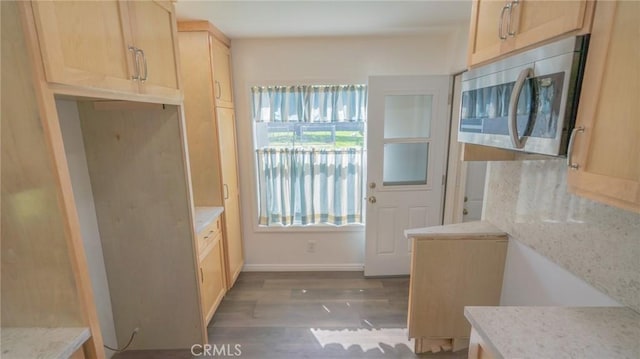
197,217,221,253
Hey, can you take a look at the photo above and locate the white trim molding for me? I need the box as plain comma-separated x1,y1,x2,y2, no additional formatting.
242,264,364,272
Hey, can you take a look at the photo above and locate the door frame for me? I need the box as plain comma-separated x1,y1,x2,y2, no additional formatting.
442,71,468,225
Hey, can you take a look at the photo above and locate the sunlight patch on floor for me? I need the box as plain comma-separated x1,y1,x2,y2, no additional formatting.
310,327,413,352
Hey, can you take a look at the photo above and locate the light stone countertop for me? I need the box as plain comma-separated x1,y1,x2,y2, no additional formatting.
194,206,224,234
1,327,90,359
404,220,506,239
464,306,640,359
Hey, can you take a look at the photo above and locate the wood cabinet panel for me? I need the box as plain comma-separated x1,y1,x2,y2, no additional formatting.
128,0,180,97
407,230,507,354
217,108,244,287
408,238,507,338
30,0,180,100
217,108,240,198
31,0,137,93
567,0,640,212
468,0,593,67
211,37,234,108
223,195,244,288
468,0,514,66
178,20,244,293
178,31,221,207
512,1,588,51
199,237,226,323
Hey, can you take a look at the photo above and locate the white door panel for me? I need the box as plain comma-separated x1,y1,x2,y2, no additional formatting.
365,75,449,276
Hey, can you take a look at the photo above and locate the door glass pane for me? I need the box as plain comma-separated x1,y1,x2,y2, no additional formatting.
384,95,432,139
383,143,429,186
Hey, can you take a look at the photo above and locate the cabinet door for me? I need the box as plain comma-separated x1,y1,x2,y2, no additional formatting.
211,37,234,108
30,0,138,93
468,0,514,66
217,108,244,287
468,0,592,67
127,0,180,99
199,238,225,323
510,0,589,51
567,0,640,213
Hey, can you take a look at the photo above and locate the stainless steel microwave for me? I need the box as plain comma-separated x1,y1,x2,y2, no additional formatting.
458,35,589,156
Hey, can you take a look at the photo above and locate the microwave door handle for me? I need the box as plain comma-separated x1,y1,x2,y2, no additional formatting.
508,67,533,149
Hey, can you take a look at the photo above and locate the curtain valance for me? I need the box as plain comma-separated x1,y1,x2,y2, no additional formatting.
251,85,367,123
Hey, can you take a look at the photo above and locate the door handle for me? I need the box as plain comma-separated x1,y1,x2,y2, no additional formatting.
136,48,148,83
215,80,222,99
368,196,376,204
567,126,585,170
507,0,520,37
498,2,512,40
128,46,139,80
508,67,533,149
223,184,229,200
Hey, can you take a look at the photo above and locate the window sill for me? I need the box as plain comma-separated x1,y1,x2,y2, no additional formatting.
253,223,365,233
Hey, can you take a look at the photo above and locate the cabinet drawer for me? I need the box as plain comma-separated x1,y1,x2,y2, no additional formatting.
197,217,221,253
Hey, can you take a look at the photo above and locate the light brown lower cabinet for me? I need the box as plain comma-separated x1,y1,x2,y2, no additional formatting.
407,233,507,354
198,234,226,324
196,217,226,324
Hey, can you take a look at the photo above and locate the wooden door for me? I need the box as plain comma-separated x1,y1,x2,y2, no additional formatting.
211,37,234,108
199,237,225,323
217,108,244,287
30,0,138,94
127,0,180,99
468,0,514,66
567,0,640,213
511,0,589,51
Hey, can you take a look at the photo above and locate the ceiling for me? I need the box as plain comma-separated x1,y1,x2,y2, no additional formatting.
175,1,472,39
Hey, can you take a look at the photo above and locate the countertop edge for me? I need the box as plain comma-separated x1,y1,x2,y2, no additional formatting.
464,307,505,359
0,327,91,359
194,206,224,234
404,221,507,239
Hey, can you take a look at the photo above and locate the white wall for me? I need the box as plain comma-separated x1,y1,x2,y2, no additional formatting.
500,239,621,306
231,28,469,270
57,100,117,357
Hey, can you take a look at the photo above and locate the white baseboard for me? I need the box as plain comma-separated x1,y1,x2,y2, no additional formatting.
242,263,364,272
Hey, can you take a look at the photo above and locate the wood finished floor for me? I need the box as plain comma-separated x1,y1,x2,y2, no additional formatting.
113,271,467,359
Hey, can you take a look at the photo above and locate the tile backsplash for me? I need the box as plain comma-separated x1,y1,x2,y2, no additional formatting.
484,159,640,312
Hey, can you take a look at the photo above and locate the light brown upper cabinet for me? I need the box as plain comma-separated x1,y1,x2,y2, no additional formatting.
567,0,640,213
467,0,594,67
211,37,234,108
31,0,180,100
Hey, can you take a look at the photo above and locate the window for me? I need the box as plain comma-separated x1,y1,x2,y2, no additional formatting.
251,85,367,226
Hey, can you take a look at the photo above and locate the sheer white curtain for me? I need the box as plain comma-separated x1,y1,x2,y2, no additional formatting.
251,85,367,226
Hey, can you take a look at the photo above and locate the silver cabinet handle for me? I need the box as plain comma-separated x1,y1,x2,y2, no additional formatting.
215,80,222,99
128,46,139,80
507,0,520,37
508,67,533,149
136,48,148,83
567,126,585,170
223,184,229,200
499,2,512,40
